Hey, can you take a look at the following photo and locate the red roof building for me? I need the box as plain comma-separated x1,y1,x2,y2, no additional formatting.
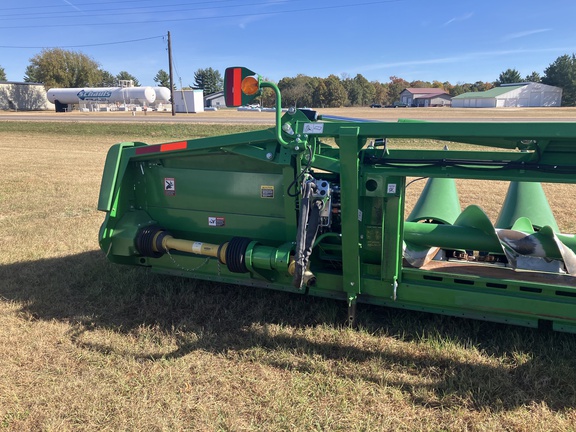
399,88,452,107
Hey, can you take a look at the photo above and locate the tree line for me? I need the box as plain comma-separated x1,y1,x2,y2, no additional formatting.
1,49,576,106
265,56,576,107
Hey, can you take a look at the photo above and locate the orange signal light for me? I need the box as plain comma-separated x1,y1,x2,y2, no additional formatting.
241,76,260,95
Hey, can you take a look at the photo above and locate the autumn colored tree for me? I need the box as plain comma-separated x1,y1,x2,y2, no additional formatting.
471,81,493,92
372,81,388,105
387,76,410,104
24,48,102,89
409,80,433,88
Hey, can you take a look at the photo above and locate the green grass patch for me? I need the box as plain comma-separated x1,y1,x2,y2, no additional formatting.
0,121,263,139
2,122,576,430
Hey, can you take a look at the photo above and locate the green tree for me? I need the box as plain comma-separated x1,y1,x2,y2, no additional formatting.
525,71,541,83
345,74,375,106
323,74,348,107
193,67,223,95
340,75,354,106
312,79,329,108
543,54,576,106
116,71,140,87
153,69,171,88
278,74,316,107
24,48,102,89
98,70,116,87
0,66,6,81
450,82,472,96
495,68,522,86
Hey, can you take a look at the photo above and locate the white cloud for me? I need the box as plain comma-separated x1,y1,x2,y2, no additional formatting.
443,12,474,27
357,47,576,73
63,0,82,12
502,29,551,41
238,0,284,29
238,13,276,30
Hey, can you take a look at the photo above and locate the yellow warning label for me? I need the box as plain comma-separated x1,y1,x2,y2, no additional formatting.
261,185,274,199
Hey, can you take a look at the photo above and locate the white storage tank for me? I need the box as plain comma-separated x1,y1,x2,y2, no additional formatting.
153,87,171,102
47,86,157,110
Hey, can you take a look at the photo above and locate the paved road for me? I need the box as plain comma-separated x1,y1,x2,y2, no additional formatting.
1,110,575,124
0,112,275,124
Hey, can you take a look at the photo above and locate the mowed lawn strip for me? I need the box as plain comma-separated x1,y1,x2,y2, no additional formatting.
1,120,576,431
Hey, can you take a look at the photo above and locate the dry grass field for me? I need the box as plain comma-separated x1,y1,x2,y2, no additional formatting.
1,114,576,431
3,105,576,123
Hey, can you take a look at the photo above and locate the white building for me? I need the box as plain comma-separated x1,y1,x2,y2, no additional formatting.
172,89,204,113
0,82,54,111
451,82,563,108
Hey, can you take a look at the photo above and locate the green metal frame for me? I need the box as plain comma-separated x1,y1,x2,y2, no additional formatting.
98,73,576,333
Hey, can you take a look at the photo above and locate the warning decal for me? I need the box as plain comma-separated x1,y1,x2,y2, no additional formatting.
261,185,275,199
164,178,175,196
208,217,225,227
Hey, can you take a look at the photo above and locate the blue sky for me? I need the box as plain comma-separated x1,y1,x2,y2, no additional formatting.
1,0,576,87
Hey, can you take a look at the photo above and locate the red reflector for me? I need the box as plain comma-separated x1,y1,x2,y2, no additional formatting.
135,145,161,155
161,141,187,152
225,67,242,107
233,68,242,106
135,141,187,155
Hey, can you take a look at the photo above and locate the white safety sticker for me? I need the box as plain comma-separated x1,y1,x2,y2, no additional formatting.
164,177,175,196
387,183,397,194
358,209,363,222
208,217,225,227
192,242,203,254
303,123,324,134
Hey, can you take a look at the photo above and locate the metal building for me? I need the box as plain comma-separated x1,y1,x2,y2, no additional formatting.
204,91,225,108
451,82,563,108
0,82,54,111
399,88,452,107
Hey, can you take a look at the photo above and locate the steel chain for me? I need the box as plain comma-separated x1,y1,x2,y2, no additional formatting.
166,249,210,272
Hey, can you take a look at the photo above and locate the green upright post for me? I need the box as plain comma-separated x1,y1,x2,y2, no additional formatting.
338,127,361,322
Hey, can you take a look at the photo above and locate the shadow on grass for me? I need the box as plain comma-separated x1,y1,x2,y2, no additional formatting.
2,250,576,411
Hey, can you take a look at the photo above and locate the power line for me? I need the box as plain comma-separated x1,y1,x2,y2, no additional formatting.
0,0,220,12
0,0,293,22
0,35,165,50
0,0,242,19
0,0,403,30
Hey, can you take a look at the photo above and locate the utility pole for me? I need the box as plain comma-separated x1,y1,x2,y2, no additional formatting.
167,31,175,116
